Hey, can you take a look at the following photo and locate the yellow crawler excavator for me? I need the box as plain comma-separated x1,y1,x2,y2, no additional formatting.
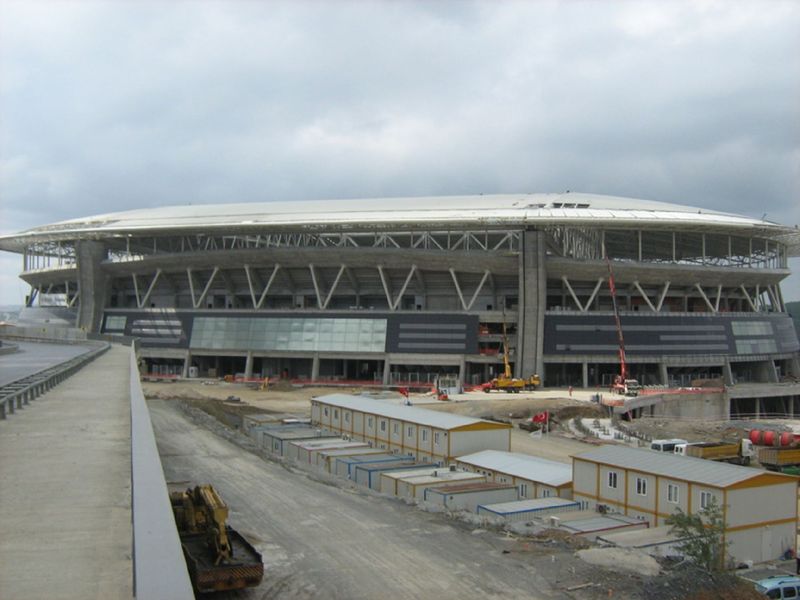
170,485,264,592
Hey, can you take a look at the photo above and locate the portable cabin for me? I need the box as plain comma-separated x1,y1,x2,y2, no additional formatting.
423,482,519,513
311,394,511,462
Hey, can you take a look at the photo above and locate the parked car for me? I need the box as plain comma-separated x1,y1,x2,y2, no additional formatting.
754,575,800,598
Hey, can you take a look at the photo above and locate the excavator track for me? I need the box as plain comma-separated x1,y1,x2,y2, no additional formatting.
170,485,264,593
180,527,264,593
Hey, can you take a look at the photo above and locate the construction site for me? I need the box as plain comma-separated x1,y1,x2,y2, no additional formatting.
1,193,800,599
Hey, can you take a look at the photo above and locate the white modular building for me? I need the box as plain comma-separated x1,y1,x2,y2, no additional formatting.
334,453,412,479
315,446,386,473
422,482,519,513
572,445,799,564
311,394,511,462
455,450,573,499
394,470,487,501
288,438,363,464
258,426,338,456
355,462,435,490
378,467,455,496
557,512,649,541
476,497,582,523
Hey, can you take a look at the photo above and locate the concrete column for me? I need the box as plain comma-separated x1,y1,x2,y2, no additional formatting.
244,352,254,379
581,363,589,389
658,362,669,386
787,355,800,379
182,353,191,378
75,240,110,332
382,357,391,386
458,358,466,388
518,230,546,381
723,360,735,386
311,354,320,381
756,360,779,383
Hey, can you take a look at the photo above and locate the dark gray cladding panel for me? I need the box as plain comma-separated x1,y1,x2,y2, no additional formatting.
102,310,480,354
386,314,479,354
544,312,799,357
102,310,193,347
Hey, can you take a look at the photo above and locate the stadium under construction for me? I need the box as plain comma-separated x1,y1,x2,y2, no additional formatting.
1,193,799,414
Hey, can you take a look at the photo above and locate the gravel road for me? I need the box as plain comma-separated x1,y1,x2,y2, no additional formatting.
148,399,569,600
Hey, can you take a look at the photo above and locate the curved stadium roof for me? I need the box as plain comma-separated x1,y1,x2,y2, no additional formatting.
1,192,798,255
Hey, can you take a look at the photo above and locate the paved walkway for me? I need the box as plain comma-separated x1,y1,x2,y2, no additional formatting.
0,345,133,600
0,340,94,386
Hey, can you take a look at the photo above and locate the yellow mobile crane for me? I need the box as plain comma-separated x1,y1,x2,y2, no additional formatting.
483,319,540,393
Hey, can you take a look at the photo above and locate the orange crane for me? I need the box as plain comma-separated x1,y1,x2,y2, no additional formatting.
605,255,641,396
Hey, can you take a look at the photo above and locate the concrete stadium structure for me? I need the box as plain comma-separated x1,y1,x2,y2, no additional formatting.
2,193,799,403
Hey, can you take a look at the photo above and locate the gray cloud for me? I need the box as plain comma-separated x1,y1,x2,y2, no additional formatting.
1,0,799,303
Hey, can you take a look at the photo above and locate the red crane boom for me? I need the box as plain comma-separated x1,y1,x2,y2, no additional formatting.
605,255,627,382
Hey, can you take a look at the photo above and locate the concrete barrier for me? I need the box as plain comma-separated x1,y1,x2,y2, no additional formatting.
129,347,194,599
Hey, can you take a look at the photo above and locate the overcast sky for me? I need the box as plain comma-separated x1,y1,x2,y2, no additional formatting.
1,0,798,307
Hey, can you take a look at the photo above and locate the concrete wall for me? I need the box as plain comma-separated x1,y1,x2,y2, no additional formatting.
651,392,728,420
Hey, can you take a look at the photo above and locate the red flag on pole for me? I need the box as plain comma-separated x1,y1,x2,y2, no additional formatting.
532,411,549,424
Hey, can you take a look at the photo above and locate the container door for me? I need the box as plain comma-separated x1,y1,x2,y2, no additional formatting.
761,526,772,562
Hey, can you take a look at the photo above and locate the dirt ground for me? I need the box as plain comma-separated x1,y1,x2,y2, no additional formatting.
143,379,767,599
142,380,604,463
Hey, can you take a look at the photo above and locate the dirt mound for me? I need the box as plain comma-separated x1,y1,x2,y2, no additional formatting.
642,566,764,600
577,547,661,576
554,404,604,422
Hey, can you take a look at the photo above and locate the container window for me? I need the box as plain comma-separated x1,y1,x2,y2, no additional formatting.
636,477,647,496
608,471,618,489
668,484,679,503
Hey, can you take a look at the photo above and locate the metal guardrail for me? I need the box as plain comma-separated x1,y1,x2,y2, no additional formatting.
0,342,110,419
